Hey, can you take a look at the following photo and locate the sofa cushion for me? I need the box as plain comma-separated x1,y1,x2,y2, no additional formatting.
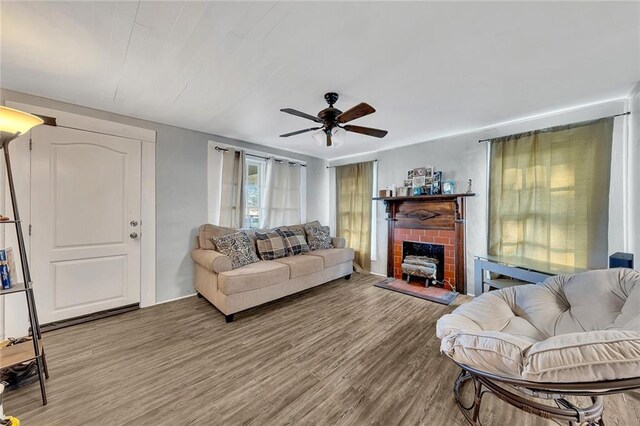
218,261,290,294
274,255,323,279
275,228,310,256
306,248,354,268
211,231,260,269
304,224,333,250
523,330,640,383
254,231,287,260
198,224,235,250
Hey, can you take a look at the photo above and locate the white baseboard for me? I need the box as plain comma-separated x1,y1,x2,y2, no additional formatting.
151,293,196,306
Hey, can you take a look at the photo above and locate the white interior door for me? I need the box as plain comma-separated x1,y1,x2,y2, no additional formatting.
30,126,141,324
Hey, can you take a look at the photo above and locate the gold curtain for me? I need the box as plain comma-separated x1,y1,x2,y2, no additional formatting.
336,161,374,273
489,117,613,269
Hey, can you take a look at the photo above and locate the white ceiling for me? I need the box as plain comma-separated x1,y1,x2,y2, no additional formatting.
1,1,639,160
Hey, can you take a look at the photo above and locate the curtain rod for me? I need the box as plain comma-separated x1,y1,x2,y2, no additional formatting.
477,111,630,143
326,159,378,169
214,146,307,167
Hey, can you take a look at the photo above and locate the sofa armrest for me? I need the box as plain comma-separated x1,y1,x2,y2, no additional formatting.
331,237,346,248
191,249,232,274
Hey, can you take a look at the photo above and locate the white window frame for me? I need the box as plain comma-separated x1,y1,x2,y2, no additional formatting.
244,157,267,229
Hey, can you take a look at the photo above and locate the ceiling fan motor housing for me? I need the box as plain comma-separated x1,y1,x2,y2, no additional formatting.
319,92,342,130
317,107,342,127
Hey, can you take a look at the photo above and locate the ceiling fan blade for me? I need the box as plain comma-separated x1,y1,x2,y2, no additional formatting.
279,127,321,137
336,102,376,123
280,108,322,123
326,132,332,147
344,125,388,138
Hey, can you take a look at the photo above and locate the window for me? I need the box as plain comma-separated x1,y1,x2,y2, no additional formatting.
488,118,614,269
244,158,266,229
208,142,306,229
336,161,374,272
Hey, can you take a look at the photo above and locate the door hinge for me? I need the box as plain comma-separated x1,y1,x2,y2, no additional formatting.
29,224,32,236
29,138,33,151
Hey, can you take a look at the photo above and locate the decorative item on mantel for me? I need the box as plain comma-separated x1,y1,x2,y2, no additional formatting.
399,166,471,197
396,187,409,197
432,171,443,195
442,179,455,195
379,188,392,198
394,166,473,199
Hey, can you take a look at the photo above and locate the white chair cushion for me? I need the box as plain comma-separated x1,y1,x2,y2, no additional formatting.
437,268,640,383
440,330,533,378
523,330,640,383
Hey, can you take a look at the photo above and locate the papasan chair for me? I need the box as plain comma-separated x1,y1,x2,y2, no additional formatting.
437,268,640,425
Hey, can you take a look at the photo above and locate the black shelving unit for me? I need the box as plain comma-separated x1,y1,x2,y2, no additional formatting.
1,131,48,405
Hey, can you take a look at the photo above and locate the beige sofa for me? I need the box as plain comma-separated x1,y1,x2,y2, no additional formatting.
191,223,354,322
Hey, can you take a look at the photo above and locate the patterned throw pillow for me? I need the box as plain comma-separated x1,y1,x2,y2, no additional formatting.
275,228,310,256
211,231,260,269
254,231,287,260
303,224,333,251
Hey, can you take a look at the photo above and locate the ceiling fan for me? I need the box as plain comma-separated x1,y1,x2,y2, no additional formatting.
279,92,388,146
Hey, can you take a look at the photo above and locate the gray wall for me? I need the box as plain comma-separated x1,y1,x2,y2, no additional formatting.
0,89,328,302
329,99,629,293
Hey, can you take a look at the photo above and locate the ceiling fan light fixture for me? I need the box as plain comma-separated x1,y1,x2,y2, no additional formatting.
331,127,346,146
312,129,326,146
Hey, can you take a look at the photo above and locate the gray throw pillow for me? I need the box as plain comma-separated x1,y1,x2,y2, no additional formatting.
303,224,333,251
212,231,260,269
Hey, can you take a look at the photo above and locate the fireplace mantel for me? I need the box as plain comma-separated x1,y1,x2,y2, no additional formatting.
374,193,475,293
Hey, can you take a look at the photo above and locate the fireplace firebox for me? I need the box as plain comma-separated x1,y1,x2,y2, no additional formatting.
402,241,445,284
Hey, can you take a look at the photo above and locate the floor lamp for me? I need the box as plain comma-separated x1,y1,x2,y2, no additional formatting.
0,106,50,405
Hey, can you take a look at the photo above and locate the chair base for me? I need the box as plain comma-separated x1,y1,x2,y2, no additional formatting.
453,368,605,426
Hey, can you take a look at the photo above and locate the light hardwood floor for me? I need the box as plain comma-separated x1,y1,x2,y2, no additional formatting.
6,273,640,425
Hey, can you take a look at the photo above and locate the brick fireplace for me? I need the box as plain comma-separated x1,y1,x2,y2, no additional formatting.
374,193,474,293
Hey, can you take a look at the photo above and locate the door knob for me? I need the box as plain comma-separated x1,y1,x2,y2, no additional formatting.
130,232,139,239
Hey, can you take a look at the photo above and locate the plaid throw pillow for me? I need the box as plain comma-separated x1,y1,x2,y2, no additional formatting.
275,228,310,256
212,231,260,269
303,224,333,251
254,231,287,260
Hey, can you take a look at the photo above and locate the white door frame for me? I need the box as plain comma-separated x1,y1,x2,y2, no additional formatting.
2,101,156,336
